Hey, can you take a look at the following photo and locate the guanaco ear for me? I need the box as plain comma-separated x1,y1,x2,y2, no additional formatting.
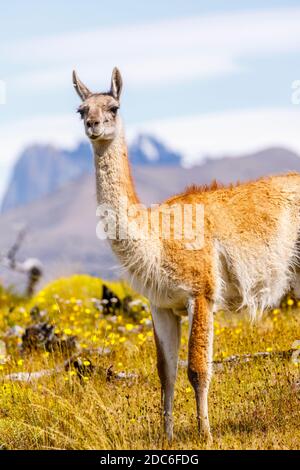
110,67,123,100
72,70,92,101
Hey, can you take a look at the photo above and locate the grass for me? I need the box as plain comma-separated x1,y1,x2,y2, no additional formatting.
0,274,299,450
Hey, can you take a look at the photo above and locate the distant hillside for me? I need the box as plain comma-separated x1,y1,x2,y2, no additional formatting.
1,134,182,212
196,147,300,183
1,142,93,212
0,146,300,287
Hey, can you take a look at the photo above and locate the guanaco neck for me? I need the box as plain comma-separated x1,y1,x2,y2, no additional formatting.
92,119,162,294
92,118,140,211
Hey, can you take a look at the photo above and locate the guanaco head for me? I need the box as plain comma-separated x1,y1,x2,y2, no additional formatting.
72,67,122,142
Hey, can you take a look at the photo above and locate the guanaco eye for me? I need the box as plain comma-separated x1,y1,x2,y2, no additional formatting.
110,106,119,115
77,107,85,119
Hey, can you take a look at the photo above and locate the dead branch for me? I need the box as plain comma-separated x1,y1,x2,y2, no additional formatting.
4,347,298,383
0,226,43,296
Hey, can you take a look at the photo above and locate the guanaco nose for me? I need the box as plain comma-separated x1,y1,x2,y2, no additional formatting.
86,119,100,129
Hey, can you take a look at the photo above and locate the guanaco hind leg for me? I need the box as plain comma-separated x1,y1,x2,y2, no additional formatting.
188,295,214,441
151,305,181,442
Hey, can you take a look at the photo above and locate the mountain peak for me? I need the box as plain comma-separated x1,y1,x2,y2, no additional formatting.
1,142,94,213
129,133,182,166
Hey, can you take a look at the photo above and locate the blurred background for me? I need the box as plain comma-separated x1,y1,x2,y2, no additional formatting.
0,0,300,290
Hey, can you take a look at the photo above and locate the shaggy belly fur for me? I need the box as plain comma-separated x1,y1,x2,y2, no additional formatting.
214,234,300,319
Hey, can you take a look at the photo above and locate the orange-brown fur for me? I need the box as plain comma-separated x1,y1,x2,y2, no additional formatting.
188,295,213,438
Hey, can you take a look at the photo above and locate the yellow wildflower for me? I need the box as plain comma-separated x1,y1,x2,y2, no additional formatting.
64,328,72,336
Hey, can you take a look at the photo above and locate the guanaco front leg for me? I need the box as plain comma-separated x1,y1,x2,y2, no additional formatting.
188,295,214,442
151,305,181,442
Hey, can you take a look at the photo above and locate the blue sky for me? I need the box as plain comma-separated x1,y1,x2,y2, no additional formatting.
0,1,300,196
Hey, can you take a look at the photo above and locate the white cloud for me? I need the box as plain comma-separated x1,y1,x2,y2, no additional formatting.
3,6,300,91
130,107,300,164
11,53,237,92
